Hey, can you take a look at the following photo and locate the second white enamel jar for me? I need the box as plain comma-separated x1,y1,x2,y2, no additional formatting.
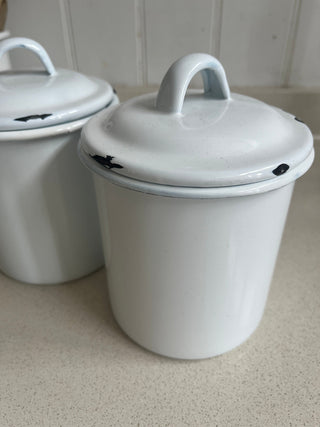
0,37,118,284
79,53,314,359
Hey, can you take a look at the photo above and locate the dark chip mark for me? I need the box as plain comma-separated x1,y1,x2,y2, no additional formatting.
294,117,305,124
91,154,123,169
113,87,117,95
272,163,289,176
14,114,52,122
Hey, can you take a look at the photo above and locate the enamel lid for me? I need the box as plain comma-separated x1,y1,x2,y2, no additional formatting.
0,37,114,131
81,53,313,188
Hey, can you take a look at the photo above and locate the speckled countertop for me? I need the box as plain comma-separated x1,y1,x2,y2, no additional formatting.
0,90,319,427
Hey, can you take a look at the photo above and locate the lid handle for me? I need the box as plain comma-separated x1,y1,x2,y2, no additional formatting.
156,53,230,114
0,37,57,76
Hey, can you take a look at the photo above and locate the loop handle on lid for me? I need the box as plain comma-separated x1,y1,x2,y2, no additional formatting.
156,53,230,114
0,37,57,76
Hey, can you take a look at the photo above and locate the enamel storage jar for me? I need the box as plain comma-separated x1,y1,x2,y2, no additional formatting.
79,53,314,359
0,37,118,284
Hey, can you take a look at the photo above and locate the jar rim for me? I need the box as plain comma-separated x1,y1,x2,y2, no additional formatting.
78,145,314,199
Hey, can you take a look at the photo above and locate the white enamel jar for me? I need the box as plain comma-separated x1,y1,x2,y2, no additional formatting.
79,54,314,359
0,38,118,284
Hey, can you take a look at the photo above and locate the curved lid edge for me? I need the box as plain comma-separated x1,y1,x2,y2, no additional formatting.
80,97,314,188
0,37,116,130
0,96,119,139
78,143,314,199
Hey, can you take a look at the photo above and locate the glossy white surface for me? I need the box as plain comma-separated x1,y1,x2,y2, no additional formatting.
116,85,320,137
0,123,104,284
80,55,314,358
80,54,314,358
0,37,57,75
0,38,114,131
81,54,313,188
79,147,313,199
94,176,294,359
156,53,230,113
0,40,118,284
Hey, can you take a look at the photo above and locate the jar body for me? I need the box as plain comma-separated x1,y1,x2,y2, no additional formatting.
0,126,104,284
94,175,294,359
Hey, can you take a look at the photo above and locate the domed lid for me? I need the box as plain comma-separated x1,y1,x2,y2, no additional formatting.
80,53,313,188
0,38,114,131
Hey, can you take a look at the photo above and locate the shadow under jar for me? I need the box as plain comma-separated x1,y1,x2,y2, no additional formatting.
0,37,118,284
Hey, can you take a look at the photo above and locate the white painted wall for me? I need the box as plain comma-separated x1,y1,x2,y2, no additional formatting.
4,0,319,87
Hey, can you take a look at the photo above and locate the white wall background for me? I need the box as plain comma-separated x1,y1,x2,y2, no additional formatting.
5,0,320,87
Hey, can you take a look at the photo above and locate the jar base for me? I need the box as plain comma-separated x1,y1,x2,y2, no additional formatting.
112,311,262,360
0,262,104,285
